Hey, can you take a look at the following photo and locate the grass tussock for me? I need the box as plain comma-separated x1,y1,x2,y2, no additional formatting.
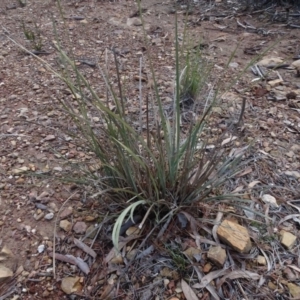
8,1,258,250
51,38,251,249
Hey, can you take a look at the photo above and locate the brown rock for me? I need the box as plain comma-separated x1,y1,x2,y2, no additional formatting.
267,79,283,88
12,166,29,174
268,281,277,290
73,222,87,234
183,247,201,260
110,254,123,264
160,267,179,280
61,276,82,295
126,17,142,26
287,283,300,298
203,262,212,273
59,220,72,232
207,246,226,267
0,266,13,282
258,57,284,67
284,171,300,179
280,230,297,249
291,59,300,76
34,212,45,221
44,135,56,141
42,290,50,297
0,246,13,257
217,219,252,253
126,249,137,260
256,255,266,265
59,207,73,219
125,226,140,236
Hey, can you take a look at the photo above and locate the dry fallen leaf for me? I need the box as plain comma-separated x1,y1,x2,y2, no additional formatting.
237,167,252,177
217,270,260,288
74,238,97,259
105,235,139,263
221,135,237,146
261,194,278,208
248,180,261,189
193,269,229,289
287,264,300,273
181,279,198,300
231,185,244,194
49,252,90,274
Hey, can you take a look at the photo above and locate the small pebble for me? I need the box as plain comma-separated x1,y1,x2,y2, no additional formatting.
37,244,45,253
44,213,54,220
34,212,45,221
35,203,48,210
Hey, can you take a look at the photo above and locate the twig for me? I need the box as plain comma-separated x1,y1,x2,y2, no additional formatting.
256,64,265,78
235,280,249,300
0,134,29,139
82,213,110,261
237,97,246,127
139,56,143,134
212,211,223,244
276,70,283,81
146,94,150,149
236,18,247,29
288,24,300,28
138,204,154,230
112,48,125,116
52,191,78,279
77,58,96,68
0,288,16,300
105,48,109,107
184,254,220,300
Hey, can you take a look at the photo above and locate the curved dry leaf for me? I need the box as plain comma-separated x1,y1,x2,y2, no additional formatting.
258,275,266,289
287,201,300,213
136,245,154,260
181,279,198,300
237,167,252,177
287,265,300,273
65,255,90,274
75,257,90,275
74,238,96,258
193,269,229,289
49,252,77,265
229,145,249,158
217,270,260,288
212,211,223,244
222,135,237,146
231,185,244,194
259,248,272,272
278,214,300,226
192,264,220,300
261,194,278,207
248,180,261,189
51,252,90,274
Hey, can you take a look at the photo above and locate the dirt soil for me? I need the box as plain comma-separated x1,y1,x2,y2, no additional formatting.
0,0,300,299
